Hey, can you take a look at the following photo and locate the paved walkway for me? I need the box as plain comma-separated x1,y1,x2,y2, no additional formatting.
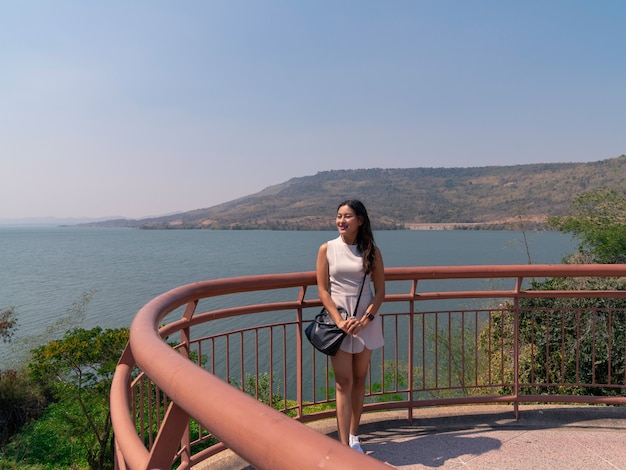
200,405,626,469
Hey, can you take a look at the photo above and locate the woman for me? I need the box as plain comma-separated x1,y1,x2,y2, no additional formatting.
316,200,385,453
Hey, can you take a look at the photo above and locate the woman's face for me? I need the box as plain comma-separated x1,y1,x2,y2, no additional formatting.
336,204,362,242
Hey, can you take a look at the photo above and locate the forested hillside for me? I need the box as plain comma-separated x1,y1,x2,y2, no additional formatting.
85,155,626,230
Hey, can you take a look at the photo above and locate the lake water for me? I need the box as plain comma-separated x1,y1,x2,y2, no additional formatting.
0,227,577,365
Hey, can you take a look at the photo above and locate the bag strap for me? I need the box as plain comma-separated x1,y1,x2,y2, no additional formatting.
352,273,367,317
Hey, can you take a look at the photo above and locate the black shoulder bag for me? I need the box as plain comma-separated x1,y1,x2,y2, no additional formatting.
305,274,367,356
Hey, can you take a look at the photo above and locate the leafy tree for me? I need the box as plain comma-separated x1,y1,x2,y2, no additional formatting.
478,305,517,395
548,187,626,263
479,188,626,397
26,326,129,470
527,188,626,392
517,276,626,396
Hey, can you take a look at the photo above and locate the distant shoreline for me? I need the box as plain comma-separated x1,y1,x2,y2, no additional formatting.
406,223,481,230
405,218,548,231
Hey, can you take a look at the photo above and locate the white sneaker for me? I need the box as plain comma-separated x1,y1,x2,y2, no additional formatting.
349,436,364,453
350,441,364,453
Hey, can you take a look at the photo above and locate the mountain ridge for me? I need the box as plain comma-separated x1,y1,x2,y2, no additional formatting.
81,155,626,230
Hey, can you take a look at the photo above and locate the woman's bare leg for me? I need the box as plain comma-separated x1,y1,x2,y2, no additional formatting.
350,348,372,436
331,349,354,445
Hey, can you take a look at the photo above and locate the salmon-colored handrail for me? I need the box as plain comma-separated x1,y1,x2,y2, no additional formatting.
384,264,626,280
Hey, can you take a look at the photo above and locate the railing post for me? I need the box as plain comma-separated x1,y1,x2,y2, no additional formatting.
179,294,198,465
296,307,304,420
513,277,523,420
296,285,309,420
408,298,415,424
145,402,191,469
179,321,192,466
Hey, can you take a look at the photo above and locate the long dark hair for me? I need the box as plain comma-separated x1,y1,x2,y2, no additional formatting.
338,200,377,274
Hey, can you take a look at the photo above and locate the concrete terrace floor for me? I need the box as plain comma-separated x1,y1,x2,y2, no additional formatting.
198,404,626,470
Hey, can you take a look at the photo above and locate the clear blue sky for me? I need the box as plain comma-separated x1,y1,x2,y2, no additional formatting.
2,1,625,219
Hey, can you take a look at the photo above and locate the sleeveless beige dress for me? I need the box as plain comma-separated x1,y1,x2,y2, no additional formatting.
326,236,384,353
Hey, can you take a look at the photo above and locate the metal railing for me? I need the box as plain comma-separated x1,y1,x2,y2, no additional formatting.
110,264,626,469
